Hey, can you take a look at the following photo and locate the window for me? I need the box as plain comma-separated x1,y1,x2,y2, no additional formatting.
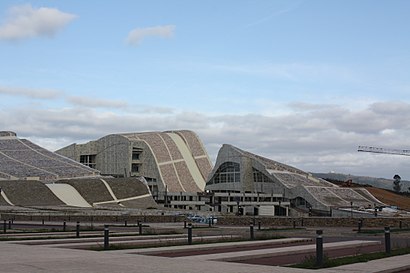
253,168,273,183
131,163,140,173
209,162,240,184
80,154,96,169
132,148,142,161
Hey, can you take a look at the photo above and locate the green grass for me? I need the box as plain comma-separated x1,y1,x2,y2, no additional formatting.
290,247,410,269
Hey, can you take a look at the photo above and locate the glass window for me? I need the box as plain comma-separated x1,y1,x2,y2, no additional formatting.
252,168,273,183
209,162,240,184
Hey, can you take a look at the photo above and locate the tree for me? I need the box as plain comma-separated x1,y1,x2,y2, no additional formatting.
393,174,401,193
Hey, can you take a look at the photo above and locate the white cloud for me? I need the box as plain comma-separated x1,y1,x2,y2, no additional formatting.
67,96,128,109
0,85,62,99
126,25,175,46
1,101,410,179
0,4,76,41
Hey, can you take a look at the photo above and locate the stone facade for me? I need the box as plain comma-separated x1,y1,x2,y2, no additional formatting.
56,130,212,194
206,144,384,214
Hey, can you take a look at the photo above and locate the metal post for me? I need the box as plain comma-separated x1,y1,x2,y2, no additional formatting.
184,220,187,229
258,221,261,230
316,230,323,266
187,223,192,245
358,220,362,233
399,220,402,229
301,218,304,227
293,220,296,229
104,225,109,250
63,221,66,232
3,220,6,233
42,219,45,225
250,223,254,240
384,227,391,254
350,201,353,218
208,218,212,228
8,220,11,229
76,221,80,238
139,222,142,235
125,220,127,227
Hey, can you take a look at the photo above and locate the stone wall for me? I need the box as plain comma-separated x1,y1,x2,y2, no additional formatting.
0,213,185,223
218,216,410,228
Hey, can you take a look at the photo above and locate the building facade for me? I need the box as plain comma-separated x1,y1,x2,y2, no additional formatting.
205,144,383,215
56,130,213,197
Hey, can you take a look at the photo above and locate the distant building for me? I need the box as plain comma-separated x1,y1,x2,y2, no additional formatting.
56,130,213,197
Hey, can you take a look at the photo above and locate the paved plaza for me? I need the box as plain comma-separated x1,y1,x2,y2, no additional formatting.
0,224,409,273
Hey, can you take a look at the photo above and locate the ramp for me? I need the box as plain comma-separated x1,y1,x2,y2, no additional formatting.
46,184,92,207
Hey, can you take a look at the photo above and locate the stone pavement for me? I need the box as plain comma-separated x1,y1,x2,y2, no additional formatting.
0,237,409,273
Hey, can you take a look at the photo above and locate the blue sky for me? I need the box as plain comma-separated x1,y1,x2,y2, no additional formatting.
1,1,410,182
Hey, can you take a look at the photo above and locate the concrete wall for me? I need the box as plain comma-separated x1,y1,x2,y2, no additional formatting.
218,216,410,228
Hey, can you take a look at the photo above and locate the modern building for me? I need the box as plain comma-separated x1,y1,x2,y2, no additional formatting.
0,131,156,209
0,131,99,181
56,130,213,198
205,144,384,215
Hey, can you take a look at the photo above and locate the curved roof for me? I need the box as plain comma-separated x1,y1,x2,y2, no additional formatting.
206,144,383,209
119,130,212,192
0,131,100,181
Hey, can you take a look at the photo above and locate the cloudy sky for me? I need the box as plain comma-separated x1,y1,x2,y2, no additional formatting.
1,1,410,180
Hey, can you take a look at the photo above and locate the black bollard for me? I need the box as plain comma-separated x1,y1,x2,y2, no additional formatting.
250,223,255,240
293,220,296,229
104,225,110,250
184,220,187,229
358,221,362,233
3,219,6,233
63,221,66,232
384,227,391,254
139,222,143,235
8,220,11,229
258,221,261,230
125,220,128,227
42,219,45,225
187,223,192,245
76,221,80,238
316,230,323,266
301,218,304,227
399,220,402,229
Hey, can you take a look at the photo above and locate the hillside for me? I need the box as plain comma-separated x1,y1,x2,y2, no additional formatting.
364,187,410,211
313,172,410,192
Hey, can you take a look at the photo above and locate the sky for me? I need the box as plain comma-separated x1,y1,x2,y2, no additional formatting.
1,1,410,180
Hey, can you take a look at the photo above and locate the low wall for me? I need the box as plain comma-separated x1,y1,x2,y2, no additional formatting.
1,213,409,228
218,216,410,228
0,213,185,223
